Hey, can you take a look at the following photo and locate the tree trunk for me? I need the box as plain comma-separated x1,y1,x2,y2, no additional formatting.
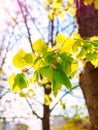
80,62,98,130
42,86,51,130
42,104,50,130
75,1,98,130
75,0,98,39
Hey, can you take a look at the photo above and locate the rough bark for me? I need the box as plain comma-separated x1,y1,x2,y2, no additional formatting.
75,0,98,38
75,1,98,130
80,62,98,130
42,87,51,130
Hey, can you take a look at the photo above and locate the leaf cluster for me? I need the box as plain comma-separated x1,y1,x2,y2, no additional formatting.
9,30,98,97
8,33,79,96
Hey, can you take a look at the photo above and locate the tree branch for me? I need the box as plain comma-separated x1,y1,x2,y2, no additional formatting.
50,20,55,47
0,89,10,99
25,99,42,120
17,0,34,52
50,85,79,113
0,23,17,70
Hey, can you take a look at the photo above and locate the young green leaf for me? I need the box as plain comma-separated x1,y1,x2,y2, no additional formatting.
23,53,35,65
52,67,72,96
58,53,76,75
43,51,54,64
8,73,28,92
86,52,97,61
77,48,86,59
52,80,61,96
39,65,53,81
72,40,81,53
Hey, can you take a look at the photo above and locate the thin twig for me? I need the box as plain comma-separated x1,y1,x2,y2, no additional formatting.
17,0,34,53
61,21,75,32
50,20,55,47
25,99,42,120
50,85,79,112
0,23,17,70
0,90,10,99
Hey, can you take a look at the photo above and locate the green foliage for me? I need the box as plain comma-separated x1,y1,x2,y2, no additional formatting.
8,73,28,92
8,31,98,96
33,39,47,55
56,32,67,44
9,33,80,96
43,0,64,20
72,37,98,67
52,66,72,96
39,65,53,82
13,49,35,68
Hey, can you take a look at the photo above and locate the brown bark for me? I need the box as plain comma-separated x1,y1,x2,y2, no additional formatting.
75,0,98,38
80,62,98,130
42,104,50,130
42,87,51,130
75,1,98,130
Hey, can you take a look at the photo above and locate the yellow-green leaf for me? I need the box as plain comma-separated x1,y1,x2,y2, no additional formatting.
70,62,78,76
28,89,35,97
29,71,39,83
8,73,28,92
60,38,75,53
33,56,44,70
84,0,93,5
90,36,98,41
33,39,47,55
52,0,62,9
94,0,98,9
77,48,86,59
13,49,35,68
72,40,81,54
13,49,26,68
72,33,81,39
8,74,16,91
23,53,35,66
19,92,28,97
58,11,64,18
86,52,97,61
39,65,53,81
56,32,67,44
44,94,51,106
91,58,98,67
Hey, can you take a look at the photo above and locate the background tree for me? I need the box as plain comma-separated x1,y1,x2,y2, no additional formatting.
75,0,98,130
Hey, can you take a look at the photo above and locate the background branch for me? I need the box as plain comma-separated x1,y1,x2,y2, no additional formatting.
50,85,79,113
25,99,42,120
